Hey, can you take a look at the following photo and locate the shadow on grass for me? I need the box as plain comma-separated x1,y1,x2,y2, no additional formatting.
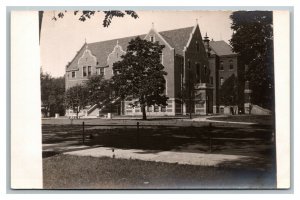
42,124,276,170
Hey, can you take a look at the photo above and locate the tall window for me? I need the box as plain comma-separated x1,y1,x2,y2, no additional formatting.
72,71,75,78
196,41,200,52
88,66,92,76
229,60,234,70
150,36,154,42
165,78,168,95
97,68,105,76
100,68,104,76
159,53,163,64
188,60,191,84
196,63,200,82
83,66,87,77
220,77,224,86
220,61,224,70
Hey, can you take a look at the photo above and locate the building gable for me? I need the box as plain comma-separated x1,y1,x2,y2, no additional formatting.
144,28,174,50
106,41,127,78
78,46,97,67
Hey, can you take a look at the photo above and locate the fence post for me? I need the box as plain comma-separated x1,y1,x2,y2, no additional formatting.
136,122,140,147
82,121,85,144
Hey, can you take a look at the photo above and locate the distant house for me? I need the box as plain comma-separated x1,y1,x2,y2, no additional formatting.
65,23,239,117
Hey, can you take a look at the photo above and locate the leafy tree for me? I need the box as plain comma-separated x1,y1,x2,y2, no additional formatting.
112,37,168,120
230,11,274,110
39,10,138,42
41,71,65,117
41,71,52,117
52,10,138,27
64,85,89,118
219,74,238,106
85,75,114,109
176,82,195,119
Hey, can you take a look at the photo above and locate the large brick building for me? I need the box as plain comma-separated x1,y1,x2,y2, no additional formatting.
65,23,238,117
203,34,239,114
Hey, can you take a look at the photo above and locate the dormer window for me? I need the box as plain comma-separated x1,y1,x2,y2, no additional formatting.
72,71,76,78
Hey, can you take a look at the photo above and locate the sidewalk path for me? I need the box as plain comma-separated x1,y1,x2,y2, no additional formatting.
190,115,256,125
64,146,255,167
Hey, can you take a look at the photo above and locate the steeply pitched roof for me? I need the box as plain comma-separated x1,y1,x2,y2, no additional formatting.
66,26,195,70
159,26,194,55
66,34,145,71
209,40,236,56
87,34,146,68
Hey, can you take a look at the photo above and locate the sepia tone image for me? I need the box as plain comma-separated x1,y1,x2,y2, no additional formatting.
40,10,276,189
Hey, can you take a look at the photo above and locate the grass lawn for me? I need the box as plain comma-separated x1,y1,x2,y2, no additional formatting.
42,119,276,189
208,115,274,125
43,154,276,189
43,125,275,158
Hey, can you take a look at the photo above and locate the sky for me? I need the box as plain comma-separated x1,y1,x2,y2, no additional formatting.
40,10,233,77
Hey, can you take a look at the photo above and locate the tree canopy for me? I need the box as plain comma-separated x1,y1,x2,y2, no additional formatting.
230,11,274,110
219,74,238,107
112,37,168,120
85,75,113,108
64,85,89,118
40,71,65,117
50,10,138,27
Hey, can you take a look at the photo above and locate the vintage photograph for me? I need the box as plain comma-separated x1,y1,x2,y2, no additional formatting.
39,10,276,189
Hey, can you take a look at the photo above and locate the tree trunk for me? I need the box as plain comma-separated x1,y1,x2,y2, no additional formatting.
141,104,147,120
76,107,79,119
